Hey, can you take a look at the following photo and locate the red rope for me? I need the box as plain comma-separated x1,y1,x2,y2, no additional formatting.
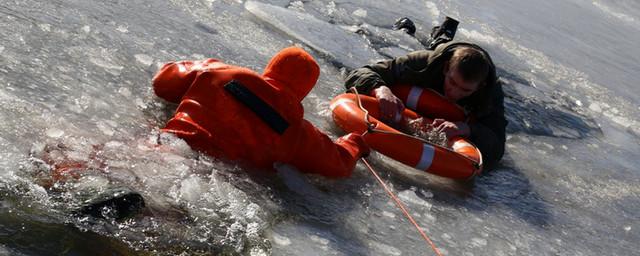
361,158,443,256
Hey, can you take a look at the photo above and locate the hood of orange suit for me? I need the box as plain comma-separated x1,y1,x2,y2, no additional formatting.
263,47,320,102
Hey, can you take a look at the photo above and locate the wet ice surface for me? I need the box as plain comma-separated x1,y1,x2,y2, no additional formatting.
1,0,639,255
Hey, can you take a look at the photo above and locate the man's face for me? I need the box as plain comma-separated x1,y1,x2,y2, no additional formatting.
443,64,481,102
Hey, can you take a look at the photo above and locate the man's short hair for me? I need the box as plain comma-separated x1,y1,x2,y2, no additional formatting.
449,47,490,83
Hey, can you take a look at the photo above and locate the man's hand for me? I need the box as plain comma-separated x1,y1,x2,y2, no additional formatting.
432,119,470,139
371,86,405,123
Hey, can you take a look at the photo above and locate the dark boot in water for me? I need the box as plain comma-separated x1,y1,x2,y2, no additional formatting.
425,16,459,50
74,187,145,220
393,17,417,36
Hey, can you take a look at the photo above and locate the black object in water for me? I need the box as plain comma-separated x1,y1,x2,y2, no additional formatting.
425,16,459,50
74,187,145,220
393,17,417,36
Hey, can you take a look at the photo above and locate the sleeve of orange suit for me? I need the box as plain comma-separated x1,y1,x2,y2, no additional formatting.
152,61,197,103
288,120,369,178
152,59,221,103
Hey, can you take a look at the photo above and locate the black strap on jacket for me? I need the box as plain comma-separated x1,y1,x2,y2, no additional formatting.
224,80,289,135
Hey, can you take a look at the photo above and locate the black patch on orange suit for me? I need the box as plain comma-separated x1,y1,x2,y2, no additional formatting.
224,80,290,135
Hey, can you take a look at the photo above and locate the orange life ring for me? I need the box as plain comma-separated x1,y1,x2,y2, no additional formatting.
390,84,466,121
330,85,482,179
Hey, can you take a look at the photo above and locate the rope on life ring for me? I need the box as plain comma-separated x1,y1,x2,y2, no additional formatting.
331,87,482,179
350,87,448,255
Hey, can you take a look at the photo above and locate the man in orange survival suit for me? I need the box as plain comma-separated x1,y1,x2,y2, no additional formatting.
152,47,370,178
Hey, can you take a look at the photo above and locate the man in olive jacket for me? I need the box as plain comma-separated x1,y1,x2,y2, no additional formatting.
344,41,507,170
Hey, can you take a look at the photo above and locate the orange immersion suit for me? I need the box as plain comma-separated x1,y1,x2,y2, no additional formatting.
152,47,369,178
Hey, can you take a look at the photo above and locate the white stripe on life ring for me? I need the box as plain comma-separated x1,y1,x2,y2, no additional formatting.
406,86,423,110
452,141,472,151
415,143,435,171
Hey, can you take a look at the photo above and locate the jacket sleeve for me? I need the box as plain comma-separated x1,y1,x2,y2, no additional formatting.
288,120,369,178
468,84,507,170
152,61,198,103
344,51,432,94
152,59,221,103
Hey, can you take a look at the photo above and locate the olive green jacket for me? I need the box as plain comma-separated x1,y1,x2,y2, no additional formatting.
344,42,507,170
